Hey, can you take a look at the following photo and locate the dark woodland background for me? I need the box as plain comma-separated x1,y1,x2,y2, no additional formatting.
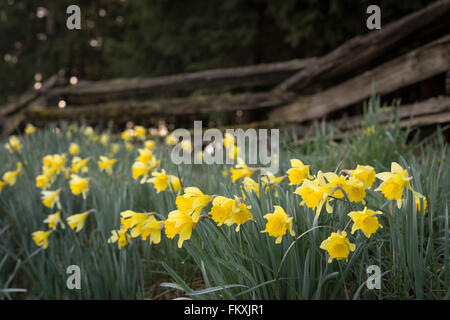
0,0,435,104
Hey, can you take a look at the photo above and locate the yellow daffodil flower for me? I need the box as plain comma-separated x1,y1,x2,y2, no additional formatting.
110,143,120,155
208,196,252,232
241,177,260,199
99,133,109,147
147,170,180,193
36,173,51,189
261,206,295,244
121,129,133,141
165,209,195,248
287,159,310,185
165,133,178,146
98,156,117,175
137,148,153,164
375,162,412,208
5,135,22,153
71,157,90,174
3,162,22,186
348,207,382,238
41,189,62,209
230,163,256,183
351,165,376,188
108,228,130,248
25,123,37,135
66,211,91,232
144,140,155,150
83,126,95,137
44,211,65,230
69,142,80,155
176,187,212,222
223,133,236,148
320,231,356,263
69,174,89,199
134,125,146,140
294,171,333,216
32,230,52,249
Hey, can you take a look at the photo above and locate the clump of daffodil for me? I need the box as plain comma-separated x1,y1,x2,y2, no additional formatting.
324,172,366,203
165,132,178,146
32,230,52,249
69,174,89,199
66,210,91,232
287,159,310,185
69,142,80,155
121,210,164,244
147,170,180,193
348,207,382,238
351,165,376,188
134,125,147,140
44,211,65,230
42,153,67,178
230,163,257,183
41,189,62,209
294,171,333,216
98,156,117,175
71,156,90,174
5,135,22,153
108,228,131,248
2,162,22,186
261,206,295,244
25,123,37,135
320,231,356,263
375,162,413,208
176,187,212,222
208,196,253,232
165,209,196,248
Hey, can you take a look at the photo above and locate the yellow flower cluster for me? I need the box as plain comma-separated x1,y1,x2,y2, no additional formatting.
0,162,23,193
1,128,428,266
111,187,255,249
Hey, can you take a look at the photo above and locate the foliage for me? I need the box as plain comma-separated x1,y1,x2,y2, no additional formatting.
0,98,448,299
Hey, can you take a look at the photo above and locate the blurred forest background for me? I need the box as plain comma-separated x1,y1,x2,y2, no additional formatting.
0,0,435,105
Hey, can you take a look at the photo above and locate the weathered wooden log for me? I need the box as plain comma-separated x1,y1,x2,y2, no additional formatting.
269,36,450,123
446,44,450,95
44,59,314,105
276,0,450,92
0,75,57,117
25,92,296,123
333,96,450,130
